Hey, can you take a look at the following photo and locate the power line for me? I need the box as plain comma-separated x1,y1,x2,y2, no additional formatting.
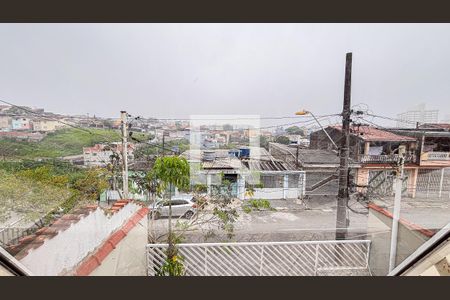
0,99,122,142
0,99,94,134
138,114,339,121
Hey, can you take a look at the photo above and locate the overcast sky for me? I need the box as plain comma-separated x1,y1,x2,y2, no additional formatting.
0,23,449,126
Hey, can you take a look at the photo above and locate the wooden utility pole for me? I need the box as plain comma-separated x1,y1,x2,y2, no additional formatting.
121,111,129,199
336,52,352,240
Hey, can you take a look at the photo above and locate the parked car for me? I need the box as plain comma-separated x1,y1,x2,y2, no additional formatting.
150,197,197,219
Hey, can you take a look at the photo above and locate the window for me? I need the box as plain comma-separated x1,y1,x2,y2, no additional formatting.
261,175,283,188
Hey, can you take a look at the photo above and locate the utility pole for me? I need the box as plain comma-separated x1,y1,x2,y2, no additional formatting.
389,145,406,272
121,111,129,199
336,52,352,240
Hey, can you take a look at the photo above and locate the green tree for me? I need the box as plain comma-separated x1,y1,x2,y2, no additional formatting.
259,135,269,150
152,156,190,270
71,168,109,201
285,125,305,136
275,135,291,145
223,124,233,131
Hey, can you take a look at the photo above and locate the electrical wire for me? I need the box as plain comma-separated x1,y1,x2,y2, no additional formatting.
0,98,122,142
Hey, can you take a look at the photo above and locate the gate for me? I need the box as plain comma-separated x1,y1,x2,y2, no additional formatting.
416,168,450,198
147,240,371,276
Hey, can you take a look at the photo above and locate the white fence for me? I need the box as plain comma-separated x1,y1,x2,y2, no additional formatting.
147,240,371,276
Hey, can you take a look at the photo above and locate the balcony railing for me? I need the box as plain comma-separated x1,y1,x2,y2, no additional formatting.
360,153,416,164
421,151,450,161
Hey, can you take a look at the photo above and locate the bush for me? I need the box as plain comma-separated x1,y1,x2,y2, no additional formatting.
242,199,275,213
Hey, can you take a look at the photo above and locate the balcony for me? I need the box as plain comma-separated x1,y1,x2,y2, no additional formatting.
419,151,450,166
421,151,450,161
360,153,416,164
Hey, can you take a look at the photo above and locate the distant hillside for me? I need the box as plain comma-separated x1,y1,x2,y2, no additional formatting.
0,128,121,159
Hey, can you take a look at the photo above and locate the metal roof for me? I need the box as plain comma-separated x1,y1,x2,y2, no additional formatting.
242,159,293,172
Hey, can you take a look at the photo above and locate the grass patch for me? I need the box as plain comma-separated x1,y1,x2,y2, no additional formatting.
242,199,275,213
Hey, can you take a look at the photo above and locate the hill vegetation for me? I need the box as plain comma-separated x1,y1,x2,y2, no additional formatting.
0,128,121,159
0,160,109,223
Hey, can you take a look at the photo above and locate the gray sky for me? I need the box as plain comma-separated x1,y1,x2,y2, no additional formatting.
0,23,449,126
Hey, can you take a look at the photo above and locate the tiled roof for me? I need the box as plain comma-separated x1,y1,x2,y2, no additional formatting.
331,125,416,142
419,123,450,130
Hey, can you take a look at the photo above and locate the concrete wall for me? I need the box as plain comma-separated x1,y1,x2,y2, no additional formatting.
90,216,148,276
367,208,430,276
19,203,141,276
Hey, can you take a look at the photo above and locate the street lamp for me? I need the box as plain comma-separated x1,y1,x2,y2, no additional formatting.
295,109,338,150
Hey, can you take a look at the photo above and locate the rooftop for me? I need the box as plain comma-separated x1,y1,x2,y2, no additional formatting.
331,125,417,142
419,123,450,130
182,147,297,172
242,159,295,172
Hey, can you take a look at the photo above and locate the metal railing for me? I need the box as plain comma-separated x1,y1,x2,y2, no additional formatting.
360,153,416,164
421,151,450,161
0,218,46,248
147,240,371,276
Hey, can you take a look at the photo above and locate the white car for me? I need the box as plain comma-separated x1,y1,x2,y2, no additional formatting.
150,197,197,219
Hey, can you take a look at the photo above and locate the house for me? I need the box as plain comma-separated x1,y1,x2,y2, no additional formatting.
286,134,309,146
309,124,450,199
0,131,45,142
181,146,305,200
269,142,360,195
11,117,31,131
386,123,450,198
83,142,135,167
310,125,420,197
0,115,12,131
32,119,65,132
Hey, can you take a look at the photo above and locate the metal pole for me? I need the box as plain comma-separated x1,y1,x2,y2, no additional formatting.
438,168,444,198
336,52,352,240
388,146,405,272
121,111,129,199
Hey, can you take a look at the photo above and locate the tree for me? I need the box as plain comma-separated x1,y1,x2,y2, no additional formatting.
285,126,305,136
151,156,190,271
259,135,269,150
275,135,291,145
70,168,109,201
223,124,233,131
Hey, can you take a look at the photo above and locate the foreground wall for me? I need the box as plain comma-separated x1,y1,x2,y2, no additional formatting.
367,204,433,276
19,202,142,275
